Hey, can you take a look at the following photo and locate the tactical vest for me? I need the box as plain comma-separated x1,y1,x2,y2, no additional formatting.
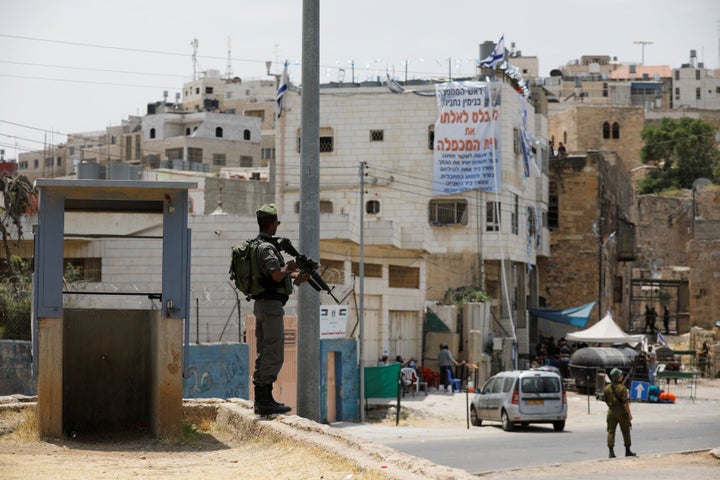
254,241,293,298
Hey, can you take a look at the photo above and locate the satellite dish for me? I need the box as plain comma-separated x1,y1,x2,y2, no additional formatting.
692,177,712,192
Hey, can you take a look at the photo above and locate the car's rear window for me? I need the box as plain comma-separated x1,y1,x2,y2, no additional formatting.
520,376,560,393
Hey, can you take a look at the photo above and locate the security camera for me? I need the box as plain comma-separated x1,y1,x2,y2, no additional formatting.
214,230,221,235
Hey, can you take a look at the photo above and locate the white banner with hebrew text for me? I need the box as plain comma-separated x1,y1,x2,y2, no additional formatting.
433,81,501,194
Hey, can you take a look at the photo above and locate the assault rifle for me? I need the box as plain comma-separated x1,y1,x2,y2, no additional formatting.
270,237,340,304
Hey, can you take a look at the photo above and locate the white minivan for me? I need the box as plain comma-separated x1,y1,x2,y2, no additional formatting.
470,370,567,431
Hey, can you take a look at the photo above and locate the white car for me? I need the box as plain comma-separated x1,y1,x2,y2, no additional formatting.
470,370,567,431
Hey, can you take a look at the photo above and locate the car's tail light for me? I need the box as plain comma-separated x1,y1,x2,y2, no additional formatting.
562,389,567,405
512,389,519,405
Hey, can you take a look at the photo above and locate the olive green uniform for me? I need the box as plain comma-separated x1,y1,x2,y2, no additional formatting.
252,233,293,387
604,381,632,448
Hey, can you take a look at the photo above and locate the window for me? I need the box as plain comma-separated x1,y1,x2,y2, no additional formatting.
352,262,382,278
20,161,27,169
187,148,203,162
548,181,558,230
56,157,62,167
205,87,214,94
135,134,141,159
675,87,680,100
298,128,335,153
69,146,75,155
320,136,334,153
370,130,384,142
511,194,519,235
213,153,226,166
33,159,39,168
44,157,53,167
261,148,275,161
388,265,419,289
243,129,251,141
366,200,380,214
603,122,610,139
166,148,183,161
185,128,191,136
246,110,265,121
513,128,521,154
149,128,156,139
674,70,679,81
64,258,102,282
696,87,701,100
602,82,608,97
428,125,435,150
125,137,131,160
215,127,223,138
195,87,200,94
240,155,253,167
111,136,116,144
428,199,468,226
486,201,500,232
612,122,620,139
293,200,333,214
695,69,701,80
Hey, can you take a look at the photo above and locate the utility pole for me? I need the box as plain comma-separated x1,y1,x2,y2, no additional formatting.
297,0,321,422
633,41,653,66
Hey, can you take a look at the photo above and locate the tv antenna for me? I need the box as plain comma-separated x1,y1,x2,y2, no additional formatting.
225,36,233,79
633,40,653,66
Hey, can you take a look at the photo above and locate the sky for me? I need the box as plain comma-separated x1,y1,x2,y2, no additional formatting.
1,0,718,159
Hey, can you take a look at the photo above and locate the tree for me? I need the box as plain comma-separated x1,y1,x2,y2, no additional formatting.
0,173,34,280
638,117,719,194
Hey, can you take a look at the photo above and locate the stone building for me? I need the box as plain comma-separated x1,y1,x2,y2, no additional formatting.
541,151,637,334
549,105,645,170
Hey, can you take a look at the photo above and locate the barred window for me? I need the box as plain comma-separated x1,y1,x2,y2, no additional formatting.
511,194,519,235
213,153,226,166
389,265,419,289
297,127,335,153
64,258,102,282
352,262,382,278
429,199,467,226
240,155,253,167
370,130,384,142
188,148,203,162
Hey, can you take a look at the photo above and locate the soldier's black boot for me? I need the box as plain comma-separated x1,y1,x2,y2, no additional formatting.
269,385,291,413
255,385,290,416
608,447,616,458
625,447,637,457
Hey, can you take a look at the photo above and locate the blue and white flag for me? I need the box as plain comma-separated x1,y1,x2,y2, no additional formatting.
656,331,668,346
479,35,505,69
276,61,289,118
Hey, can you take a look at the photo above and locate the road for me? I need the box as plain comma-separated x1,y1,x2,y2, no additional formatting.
335,389,720,475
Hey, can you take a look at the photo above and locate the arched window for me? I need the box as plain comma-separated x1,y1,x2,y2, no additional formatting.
215,127,223,138
602,122,610,139
185,127,191,136
612,122,620,139
243,129,251,140
149,128,156,139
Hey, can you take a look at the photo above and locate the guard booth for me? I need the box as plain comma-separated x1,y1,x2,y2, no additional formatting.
32,179,196,439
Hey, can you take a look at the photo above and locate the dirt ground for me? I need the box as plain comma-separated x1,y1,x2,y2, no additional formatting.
1,379,720,480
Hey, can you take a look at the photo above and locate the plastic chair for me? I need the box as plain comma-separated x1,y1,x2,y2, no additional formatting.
401,367,418,397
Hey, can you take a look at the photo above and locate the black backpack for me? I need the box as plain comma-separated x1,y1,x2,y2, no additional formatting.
229,237,263,298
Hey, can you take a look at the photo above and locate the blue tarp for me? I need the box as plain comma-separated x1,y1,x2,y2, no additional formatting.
529,301,596,327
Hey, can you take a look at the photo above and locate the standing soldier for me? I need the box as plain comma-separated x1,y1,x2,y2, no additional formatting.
251,203,297,416
604,368,637,458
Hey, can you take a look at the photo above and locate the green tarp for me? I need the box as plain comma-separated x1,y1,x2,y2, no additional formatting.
364,363,401,398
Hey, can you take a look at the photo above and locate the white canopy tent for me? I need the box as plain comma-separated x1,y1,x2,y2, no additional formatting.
566,313,645,344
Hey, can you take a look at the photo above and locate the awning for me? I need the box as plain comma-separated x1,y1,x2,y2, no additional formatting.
529,302,596,327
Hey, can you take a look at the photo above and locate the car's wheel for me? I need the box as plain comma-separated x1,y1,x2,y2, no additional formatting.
501,410,514,431
470,406,482,427
553,420,565,432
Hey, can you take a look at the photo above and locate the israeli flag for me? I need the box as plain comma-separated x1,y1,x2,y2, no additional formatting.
276,61,289,118
479,35,505,69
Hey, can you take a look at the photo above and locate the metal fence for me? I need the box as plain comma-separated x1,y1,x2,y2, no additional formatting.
0,289,31,341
